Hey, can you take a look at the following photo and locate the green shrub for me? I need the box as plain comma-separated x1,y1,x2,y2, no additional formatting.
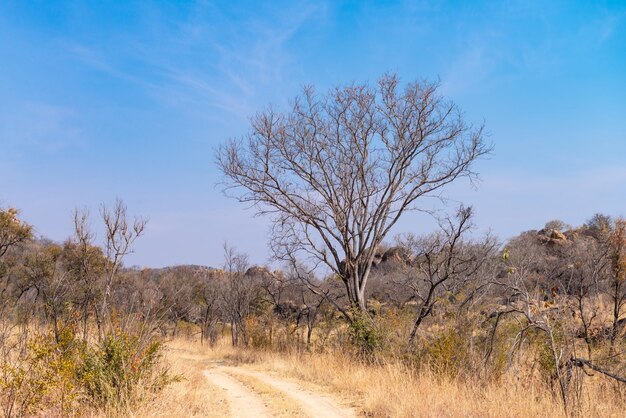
0,325,83,417
79,327,173,408
422,327,471,378
348,309,381,357
1,323,174,416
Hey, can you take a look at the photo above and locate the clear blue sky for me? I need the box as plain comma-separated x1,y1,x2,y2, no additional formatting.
1,1,625,267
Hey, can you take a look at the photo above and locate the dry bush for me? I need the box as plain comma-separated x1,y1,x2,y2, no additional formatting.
0,326,83,417
0,323,173,417
79,328,174,410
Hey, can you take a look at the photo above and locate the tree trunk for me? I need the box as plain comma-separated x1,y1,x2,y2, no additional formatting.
610,282,621,355
231,320,238,347
306,322,313,351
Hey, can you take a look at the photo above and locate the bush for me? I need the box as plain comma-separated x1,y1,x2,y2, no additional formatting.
348,309,381,357
79,326,173,409
0,323,174,416
245,315,271,349
1,325,83,417
426,329,469,377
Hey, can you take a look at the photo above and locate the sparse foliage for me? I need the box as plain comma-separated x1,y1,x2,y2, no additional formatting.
218,73,490,314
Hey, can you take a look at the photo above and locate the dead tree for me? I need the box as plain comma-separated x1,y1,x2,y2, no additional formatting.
217,73,490,316
397,207,495,346
221,244,260,347
99,199,146,337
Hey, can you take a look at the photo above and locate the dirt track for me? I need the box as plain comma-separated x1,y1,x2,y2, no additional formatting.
204,365,356,418
203,369,271,418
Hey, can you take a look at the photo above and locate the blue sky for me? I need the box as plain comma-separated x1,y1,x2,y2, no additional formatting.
1,1,625,267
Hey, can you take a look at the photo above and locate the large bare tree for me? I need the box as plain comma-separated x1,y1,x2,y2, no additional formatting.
217,73,490,314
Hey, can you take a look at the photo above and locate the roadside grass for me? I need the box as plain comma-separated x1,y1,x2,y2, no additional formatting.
129,341,229,418
97,336,626,418
164,337,625,418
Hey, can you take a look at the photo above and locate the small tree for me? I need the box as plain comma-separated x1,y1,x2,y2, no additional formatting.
607,218,626,353
64,209,106,340
0,207,32,259
218,73,490,316
99,199,147,337
0,206,33,328
196,271,222,346
221,244,260,346
397,207,495,346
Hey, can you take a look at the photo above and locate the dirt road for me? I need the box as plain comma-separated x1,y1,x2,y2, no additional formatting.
203,369,271,418
204,364,356,418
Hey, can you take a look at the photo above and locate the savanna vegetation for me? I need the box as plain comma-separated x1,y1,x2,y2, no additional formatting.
2,75,626,417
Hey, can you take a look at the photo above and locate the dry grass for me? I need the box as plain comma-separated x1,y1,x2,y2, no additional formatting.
118,337,626,418
259,353,626,417
127,340,229,418
5,329,623,417
170,338,626,418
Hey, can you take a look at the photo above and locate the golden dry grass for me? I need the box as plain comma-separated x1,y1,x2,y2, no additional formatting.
6,322,623,417
258,352,626,417
140,337,626,418
126,340,230,418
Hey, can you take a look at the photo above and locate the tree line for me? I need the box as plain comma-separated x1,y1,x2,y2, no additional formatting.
3,200,626,414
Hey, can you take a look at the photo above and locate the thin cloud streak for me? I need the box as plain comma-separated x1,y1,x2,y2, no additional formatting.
67,2,324,122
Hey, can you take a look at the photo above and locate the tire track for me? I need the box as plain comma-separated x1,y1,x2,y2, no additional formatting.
221,366,356,418
203,369,271,418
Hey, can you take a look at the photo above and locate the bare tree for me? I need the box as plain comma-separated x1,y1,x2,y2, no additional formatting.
218,73,490,315
397,207,495,346
298,283,327,351
562,237,606,361
65,209,106,340
259,265,328,350
21,243,71,342
197,271,222,346
495,238,574,412
160,268,198,336
99,199,147,336
221,244,259,346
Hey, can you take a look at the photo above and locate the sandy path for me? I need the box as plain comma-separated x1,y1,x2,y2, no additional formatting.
222,366,356,418
203,369,271,418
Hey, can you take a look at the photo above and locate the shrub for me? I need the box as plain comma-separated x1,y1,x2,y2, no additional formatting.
421,327,471,378
348,309,381,357
0,325,83,417
79,327,173,409
244,315,271,349
0,323,174,416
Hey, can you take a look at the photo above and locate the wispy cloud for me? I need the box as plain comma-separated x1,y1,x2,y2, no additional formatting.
162,68,255,117
66,2,324,121
441,2,626,95
586,11,625,44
